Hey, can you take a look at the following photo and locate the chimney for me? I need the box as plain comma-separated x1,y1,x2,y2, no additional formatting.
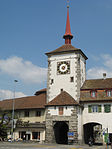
103,73,106,79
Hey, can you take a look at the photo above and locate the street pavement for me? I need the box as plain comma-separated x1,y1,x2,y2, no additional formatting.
0,142,111,149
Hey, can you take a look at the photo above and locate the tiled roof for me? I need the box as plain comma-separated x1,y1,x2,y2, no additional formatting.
46,44,88,60
80,97,112,103
80,78,112,102
81,78,112,90
46,91,79,106
0,92,46,111
35,88,46,96
80,89,112,102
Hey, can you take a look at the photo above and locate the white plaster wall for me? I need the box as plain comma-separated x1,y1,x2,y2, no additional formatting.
77,107,83,141
19,109,45,123
83,103,112,133
48,106,74,116
40,130,45,141
48,53,85,102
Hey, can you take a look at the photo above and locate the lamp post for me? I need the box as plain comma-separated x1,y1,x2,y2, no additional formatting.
11,80,18,141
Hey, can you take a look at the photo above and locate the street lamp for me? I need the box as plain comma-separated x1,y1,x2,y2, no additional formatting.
11,80,18,141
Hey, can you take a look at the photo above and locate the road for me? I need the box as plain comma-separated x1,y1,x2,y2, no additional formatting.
0,142,110,149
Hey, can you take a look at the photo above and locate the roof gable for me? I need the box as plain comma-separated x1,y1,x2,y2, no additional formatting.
46,91,79,106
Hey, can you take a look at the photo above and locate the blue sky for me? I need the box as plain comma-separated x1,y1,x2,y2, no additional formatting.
0,0,112,100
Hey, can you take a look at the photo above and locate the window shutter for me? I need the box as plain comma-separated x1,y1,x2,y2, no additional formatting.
98,105,102,113
104,105,111,113
88,105,92,113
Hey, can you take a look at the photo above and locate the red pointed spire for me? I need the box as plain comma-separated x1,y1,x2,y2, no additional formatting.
63,5,73,44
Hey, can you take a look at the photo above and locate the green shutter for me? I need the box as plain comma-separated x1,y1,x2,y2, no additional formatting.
104,105,111,113
98,105,102,113
88,105,92,113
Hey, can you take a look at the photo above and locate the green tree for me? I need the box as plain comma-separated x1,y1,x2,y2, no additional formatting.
0,110,11,140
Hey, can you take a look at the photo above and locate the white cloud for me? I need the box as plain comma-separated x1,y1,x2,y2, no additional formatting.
0,89,26,100
0,56,47,84
101,54,112,68
87,54,112,79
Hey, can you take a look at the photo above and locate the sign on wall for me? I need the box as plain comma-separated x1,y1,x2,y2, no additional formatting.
68,132,74,140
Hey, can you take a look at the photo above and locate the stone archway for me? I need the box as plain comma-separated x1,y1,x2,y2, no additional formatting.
83,122,102,144
53,121,69,144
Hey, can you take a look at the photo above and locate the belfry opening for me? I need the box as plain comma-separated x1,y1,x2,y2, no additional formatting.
53,121,69,144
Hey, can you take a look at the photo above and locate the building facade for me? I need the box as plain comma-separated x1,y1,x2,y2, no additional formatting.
0,89,46,142
80,78,112,144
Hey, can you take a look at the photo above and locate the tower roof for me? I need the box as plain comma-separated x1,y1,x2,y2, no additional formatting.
63,5,73,44
45,44,88,60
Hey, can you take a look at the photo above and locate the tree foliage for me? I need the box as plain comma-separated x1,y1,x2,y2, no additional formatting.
0,110,11,140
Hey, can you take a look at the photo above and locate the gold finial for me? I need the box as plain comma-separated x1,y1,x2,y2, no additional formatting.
67,0,69,8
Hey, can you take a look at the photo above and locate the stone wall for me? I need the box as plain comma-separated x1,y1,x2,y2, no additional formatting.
45,106,78,143
75,53,81,103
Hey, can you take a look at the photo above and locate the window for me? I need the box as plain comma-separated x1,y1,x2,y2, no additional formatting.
36,111,41,117
70,77,74,82
91,90,97,98
88,105,102,113
32,132,40,140
24,111,29,117
106,90,112,97
92,105,98,112
59,107,63,115
50,79,54,85
104,105,111,113
61,89,63,92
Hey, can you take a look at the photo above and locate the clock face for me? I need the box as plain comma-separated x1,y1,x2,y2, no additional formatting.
57,61,70,75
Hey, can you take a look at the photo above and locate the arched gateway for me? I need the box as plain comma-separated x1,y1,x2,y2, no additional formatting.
53,121,69,144
83,122,103,144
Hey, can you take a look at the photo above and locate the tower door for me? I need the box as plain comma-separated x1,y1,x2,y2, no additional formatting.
53,121,68,144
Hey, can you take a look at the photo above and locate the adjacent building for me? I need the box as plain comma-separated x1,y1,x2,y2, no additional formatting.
0,89,46,142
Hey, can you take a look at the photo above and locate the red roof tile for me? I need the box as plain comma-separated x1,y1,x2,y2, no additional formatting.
46,91,79,106
46,44,88,60
0,92,46,110
35,88,46,96
81,78,112,90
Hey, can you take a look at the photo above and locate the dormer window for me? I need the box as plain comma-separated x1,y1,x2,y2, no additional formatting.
106,90,112,97
91,90,97,98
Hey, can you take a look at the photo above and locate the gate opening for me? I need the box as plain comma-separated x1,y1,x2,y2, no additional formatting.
83,122,103,145
54,121,68,144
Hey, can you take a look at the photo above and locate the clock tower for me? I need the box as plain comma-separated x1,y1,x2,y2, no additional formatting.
46,5,88,103
45,3,88,144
